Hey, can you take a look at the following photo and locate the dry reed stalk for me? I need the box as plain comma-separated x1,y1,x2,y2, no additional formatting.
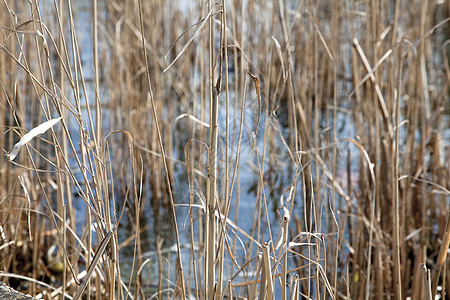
138,0,187,298
393,35,404,300
184,139,201,300
55,1,72,297
280,205,289,300
204,2,219,298
249,253,262,299
156,235,164,299
431,210,450,298
215,0,235,296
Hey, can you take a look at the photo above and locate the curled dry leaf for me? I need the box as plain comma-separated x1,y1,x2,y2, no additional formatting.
247,70,261,136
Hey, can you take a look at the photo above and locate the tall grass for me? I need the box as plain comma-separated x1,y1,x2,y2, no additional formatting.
0,0,449,299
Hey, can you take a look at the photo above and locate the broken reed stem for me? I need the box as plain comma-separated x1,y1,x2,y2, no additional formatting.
262,242,274,299
422,264,433,300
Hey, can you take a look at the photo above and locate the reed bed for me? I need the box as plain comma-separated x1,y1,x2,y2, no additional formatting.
0,0,449,299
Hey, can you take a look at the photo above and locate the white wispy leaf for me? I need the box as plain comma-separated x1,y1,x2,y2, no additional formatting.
7,117,63,161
